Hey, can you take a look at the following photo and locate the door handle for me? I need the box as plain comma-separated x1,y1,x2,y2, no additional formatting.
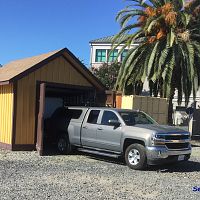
97,128,103,130
83,126,88,129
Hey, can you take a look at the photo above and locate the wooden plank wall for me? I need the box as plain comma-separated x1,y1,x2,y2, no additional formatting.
15,56,92,145
121,95,168,125
116,94,122,109
0,84,13,144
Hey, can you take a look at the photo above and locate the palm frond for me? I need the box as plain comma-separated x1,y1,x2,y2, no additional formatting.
146,41,159,77
117,10,145,27
114,0,200,106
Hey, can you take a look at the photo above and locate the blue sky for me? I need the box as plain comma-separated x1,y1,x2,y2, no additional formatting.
0,0,127,67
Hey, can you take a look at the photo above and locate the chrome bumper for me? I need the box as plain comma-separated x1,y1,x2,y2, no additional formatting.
146,144,192,159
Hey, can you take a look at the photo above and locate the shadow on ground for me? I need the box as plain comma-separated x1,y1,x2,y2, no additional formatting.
71,151,200,173
147,160,200,173
78,151,200,173
42,145,61,156
42,146,200,173
79,152,126,166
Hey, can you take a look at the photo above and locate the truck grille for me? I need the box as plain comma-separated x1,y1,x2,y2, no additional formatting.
154,133,190,150
165,134,189,140
166,143,189,149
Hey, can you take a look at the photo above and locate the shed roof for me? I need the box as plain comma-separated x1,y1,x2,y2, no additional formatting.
0,49,60,83
0,48,106,90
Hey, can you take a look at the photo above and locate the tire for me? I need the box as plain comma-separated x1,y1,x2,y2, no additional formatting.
125,143,147,170
57,134,71,154
184,154,191,161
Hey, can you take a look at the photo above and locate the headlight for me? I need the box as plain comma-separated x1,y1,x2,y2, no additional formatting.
151,133,165,140
151,133,156,141
151,133,165,145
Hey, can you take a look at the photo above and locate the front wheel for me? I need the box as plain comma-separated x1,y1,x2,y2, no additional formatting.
57,134,71,154
125,143,147,170
184,154,191,161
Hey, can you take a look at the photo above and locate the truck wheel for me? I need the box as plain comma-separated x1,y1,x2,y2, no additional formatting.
125,143,147,170
184,154,191,161
57,134,71,154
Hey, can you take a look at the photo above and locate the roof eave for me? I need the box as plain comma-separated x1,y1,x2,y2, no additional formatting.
90,41,140,45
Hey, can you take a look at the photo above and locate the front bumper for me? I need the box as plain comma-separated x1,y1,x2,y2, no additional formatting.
146,144,192,165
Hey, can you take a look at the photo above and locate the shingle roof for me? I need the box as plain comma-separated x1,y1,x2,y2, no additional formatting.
90,35,143,44
0,48,106,90
0,49,62,83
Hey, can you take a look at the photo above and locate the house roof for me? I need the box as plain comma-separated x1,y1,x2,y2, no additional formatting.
0,48,106,90
90,35,144,44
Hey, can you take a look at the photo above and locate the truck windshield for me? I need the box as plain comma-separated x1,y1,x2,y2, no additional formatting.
118,111,156,126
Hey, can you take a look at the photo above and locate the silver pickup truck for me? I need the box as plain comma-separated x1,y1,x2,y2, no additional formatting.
57,107,192,170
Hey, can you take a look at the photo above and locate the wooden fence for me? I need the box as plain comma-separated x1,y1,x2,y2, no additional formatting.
121,95,168,125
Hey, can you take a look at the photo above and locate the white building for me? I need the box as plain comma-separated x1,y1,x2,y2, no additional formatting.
89,35,138,69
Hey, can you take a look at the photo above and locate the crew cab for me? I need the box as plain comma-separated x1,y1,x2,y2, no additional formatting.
56,107,192,170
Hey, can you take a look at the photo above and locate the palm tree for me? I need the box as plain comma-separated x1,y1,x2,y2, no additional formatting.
113,0,200,124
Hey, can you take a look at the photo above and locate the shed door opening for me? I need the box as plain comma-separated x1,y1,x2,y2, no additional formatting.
36,83,95,155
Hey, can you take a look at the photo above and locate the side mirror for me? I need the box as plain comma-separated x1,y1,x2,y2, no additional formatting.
108,119,121,127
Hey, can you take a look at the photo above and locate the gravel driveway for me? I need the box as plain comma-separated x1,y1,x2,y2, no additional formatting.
0,146,200,200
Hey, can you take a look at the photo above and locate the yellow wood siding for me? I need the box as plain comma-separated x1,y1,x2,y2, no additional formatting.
15,56,92,145
0,84,14,144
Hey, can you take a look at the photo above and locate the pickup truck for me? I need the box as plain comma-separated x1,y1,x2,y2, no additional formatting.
56,107,192,170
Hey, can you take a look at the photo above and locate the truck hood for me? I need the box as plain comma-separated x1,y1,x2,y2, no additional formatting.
124,124,189,134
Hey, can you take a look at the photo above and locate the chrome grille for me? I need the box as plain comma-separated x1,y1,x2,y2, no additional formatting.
154,133,190,149
155,133,190,141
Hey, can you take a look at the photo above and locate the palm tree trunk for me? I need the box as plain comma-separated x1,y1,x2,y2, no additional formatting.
168,88,175,125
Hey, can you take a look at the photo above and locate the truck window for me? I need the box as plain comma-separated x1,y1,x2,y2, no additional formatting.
87,110,100,124
69,109,82,119
119,111,155,125
101,111,119,126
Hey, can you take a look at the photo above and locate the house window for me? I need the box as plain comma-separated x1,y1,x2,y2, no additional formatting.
108,49,118,62
121,49,128,62
95,49,106,62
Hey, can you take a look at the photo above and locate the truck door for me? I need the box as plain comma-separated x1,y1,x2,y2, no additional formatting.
81,109,101,148
96,110,122,152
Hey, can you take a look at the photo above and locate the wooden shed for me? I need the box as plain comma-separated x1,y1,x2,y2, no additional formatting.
0,48,106,154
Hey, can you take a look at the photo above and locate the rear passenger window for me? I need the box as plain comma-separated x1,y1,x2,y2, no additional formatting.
87,110,100,124
69,109,82,119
